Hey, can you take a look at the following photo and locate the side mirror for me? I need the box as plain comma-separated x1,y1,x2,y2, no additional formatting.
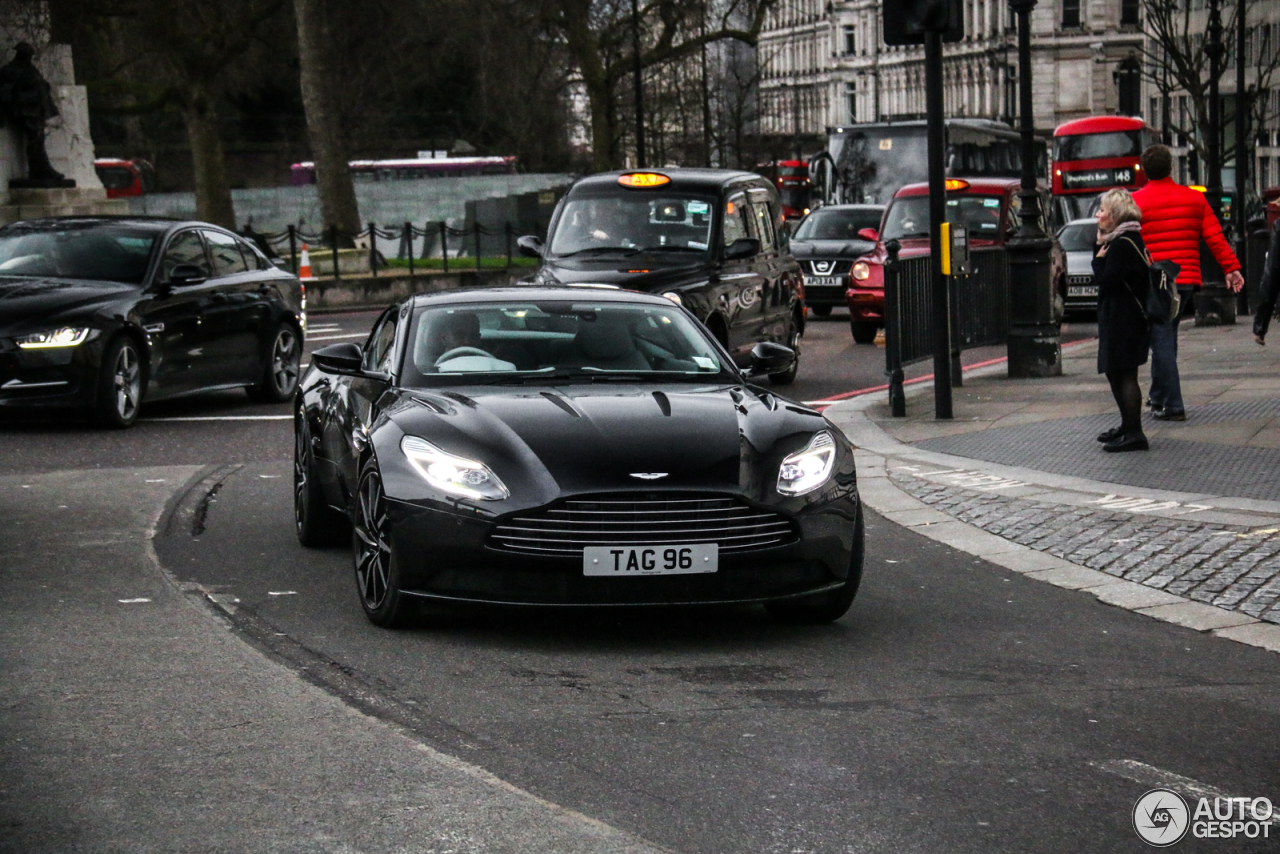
857,228,879,242
168,263,208,286
310,342,365,376
516,235,544,258
723,237,760,261
745,341,796,377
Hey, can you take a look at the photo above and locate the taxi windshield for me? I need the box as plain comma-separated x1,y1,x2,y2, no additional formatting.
548,193,717,257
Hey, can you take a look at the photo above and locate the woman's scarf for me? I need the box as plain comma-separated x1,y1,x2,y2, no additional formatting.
1099,219,1143,244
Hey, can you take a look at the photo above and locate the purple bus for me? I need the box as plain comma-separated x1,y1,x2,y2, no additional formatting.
290,155,517,185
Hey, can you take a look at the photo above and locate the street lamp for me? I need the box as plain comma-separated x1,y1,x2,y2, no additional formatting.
1005,0,1062,377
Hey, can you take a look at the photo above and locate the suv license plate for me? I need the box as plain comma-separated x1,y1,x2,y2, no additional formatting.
804,276,842,288
584,544,718,576
1067,285,1098,297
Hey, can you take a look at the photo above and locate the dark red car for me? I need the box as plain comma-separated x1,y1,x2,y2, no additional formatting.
845,177,1066,343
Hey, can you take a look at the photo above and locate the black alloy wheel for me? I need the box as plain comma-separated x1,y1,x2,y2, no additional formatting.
352,459,414,628
249,324,301,403
294,415,348,547
765,508,864,623
850,321,878,345
95,336,143,428
811,305,833,317
768,316,802,386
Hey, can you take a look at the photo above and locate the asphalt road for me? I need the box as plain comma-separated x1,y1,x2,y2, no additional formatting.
18,307,1266,854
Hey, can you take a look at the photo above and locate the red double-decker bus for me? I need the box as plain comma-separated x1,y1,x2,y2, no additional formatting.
1051,116,1159,225
756,160,811,220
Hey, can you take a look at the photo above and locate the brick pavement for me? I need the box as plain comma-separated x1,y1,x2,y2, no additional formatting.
825,320,1280,651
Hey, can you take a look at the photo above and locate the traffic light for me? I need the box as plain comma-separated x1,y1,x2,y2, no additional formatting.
883,0,964,45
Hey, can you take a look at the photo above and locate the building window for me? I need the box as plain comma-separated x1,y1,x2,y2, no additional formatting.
1062,0,1080,28
844,25,856,55
1259,156,1271,194
1178,155,1188,185
1115,58,1141,116
1120,0,1139,25
846,82,858,122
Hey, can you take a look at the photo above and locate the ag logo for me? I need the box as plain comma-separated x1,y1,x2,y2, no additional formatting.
1133,789,1190,847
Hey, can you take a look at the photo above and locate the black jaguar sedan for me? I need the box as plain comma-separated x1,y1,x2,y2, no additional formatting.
0,217,305,427
517,169,805,384
295,287,863,628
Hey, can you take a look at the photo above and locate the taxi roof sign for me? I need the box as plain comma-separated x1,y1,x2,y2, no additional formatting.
618,172,670,188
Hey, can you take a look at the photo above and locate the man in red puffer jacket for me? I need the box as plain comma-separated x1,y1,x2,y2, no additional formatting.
1131,144,1243,421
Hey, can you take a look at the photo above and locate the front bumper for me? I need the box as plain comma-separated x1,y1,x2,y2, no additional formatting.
0,338,103,412
384,492,862,607
845,287,884,324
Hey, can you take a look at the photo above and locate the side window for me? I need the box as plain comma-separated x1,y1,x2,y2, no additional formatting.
160,231,209,281
203,230,250,277
750,201,776,252
241,237,272,270
363,310,399,374
722,195,750,247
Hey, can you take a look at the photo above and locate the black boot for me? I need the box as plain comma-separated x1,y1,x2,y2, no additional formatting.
1103,432,1149,452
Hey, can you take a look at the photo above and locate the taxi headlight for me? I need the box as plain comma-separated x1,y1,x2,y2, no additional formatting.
401,435,509,500
777,431,836,496
16,327,94,349
851,261,871,281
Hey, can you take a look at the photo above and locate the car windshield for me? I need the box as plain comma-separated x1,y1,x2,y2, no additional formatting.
793,208,882,240
401,301,729,386
1057,222,1097,252
547,193,716,257
1054,131,1142,162
881,195,1006,241
0,223,158,283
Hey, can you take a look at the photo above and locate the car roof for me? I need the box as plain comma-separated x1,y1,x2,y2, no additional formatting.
567,168,771,196
409,286,678,309
892,177,1021,198
809,204,884,212
0,215,233,235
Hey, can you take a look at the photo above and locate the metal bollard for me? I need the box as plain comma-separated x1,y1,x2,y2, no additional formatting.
884,239,906,417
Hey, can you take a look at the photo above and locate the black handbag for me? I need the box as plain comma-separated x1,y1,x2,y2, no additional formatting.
1120,236,1181,325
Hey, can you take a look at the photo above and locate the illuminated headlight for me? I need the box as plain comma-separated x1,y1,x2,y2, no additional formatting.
777,431,836,496
661,291,683,306
16,327,93,349
401,435,509,500
851,261,871,281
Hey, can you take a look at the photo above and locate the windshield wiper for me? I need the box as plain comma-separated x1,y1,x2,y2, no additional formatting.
633,245,705,253
554,246,640,258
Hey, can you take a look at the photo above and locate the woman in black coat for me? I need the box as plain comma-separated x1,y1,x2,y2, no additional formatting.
1254,219,1279,346
1093,188,1151,452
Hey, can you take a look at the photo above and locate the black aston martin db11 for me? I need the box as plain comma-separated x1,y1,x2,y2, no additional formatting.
295,286,863,627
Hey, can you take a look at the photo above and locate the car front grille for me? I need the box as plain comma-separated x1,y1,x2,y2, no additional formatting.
803,260,853,276
489,494,798,556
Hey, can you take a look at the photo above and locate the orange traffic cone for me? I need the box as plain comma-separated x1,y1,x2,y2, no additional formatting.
298,243,316,281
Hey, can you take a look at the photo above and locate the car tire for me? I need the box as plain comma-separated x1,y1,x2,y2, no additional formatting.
850,321,878,345
294,414,348,547
768,317,802,386
95,336,143,429
811,305,832,317
248,323,301,403
353,458,415,629
765,509,864,624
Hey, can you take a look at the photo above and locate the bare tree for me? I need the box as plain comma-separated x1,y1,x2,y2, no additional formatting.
1140,0,1280,186
531,0,777,171
292,0,359,242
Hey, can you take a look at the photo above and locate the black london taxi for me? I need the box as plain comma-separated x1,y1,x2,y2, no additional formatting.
517,168,805,384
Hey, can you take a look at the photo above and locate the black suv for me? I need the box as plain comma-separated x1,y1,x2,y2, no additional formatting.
518,168,805,384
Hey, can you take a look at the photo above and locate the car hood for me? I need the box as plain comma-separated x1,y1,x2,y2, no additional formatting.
531,258,709,292
0,275,136,334
1065,250,1095,276
790,239,875,260
376,382,829,507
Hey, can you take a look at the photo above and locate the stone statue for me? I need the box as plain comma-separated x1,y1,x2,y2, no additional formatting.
0,42,73,188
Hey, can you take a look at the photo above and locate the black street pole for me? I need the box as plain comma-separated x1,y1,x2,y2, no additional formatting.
925,29,952,419
632,0,645,168
1205,0,1224,220
1235,0,1248,311
1005,0,1061,378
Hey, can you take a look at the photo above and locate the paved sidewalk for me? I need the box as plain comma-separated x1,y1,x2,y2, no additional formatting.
824,319,1280,654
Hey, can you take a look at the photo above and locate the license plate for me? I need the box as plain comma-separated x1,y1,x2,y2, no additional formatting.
583,544,718,576
804,276,842,288
1068,285,1098,297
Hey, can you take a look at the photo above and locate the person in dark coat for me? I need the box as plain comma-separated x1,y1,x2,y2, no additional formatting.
1093,188,1151,452
1254,219,1280,346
